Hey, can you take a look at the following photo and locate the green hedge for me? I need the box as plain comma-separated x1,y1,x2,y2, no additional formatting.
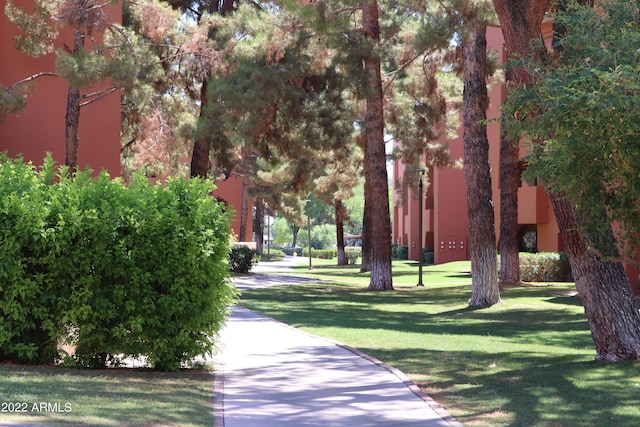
271,245,302,256
276,246,303,256
497,252,572,282
230,246,259,273
302,248,336,259
423,249,435,265
345,247,361,264
0,155,237,370
518,252,573,282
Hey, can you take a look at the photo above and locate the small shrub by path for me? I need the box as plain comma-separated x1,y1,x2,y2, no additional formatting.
0,364,214,426
239,260,640,427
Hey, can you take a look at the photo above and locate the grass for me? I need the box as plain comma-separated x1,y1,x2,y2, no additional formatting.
239,259,640,427
0,364,214,426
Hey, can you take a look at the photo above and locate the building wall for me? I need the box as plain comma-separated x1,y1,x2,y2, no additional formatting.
213,173,254,242
0,0,121,176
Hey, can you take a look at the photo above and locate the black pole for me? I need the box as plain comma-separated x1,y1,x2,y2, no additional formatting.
417,168,425,287
266,208,271,261
306,199,312,270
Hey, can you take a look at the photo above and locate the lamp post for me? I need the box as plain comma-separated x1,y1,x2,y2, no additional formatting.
416,167,426,287
306,199,313,270
266,207,271,261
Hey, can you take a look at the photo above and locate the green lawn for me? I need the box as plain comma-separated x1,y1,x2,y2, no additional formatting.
0,364,214,426
239,259,640,427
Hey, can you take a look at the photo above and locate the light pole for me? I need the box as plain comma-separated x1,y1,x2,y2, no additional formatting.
266,207,271,261
306,199,313,270
416,167,426,287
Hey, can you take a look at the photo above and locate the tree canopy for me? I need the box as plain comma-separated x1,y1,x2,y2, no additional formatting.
507,0,640,263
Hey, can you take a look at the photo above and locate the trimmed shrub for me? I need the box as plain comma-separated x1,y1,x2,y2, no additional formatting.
345,247,361,264
280,247,303,256
517,252,573,282
397,246,409,260
302,248,336,259
391,243,399,259
0,155,61,364
423,249,435,265
230,246,258,273
0,155,237,370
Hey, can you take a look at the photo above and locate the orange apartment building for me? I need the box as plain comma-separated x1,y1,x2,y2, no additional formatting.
392,27,547,264
392,25,640,293
0,0,251,237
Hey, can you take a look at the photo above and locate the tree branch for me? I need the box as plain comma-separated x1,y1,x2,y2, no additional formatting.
383,48,435,91
79,86,118,107
9,72,59,89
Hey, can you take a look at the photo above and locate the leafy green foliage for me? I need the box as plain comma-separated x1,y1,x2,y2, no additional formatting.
513,253,572,282
422,248,434,265
344,247,361,264
279,246,303,256
0,154,60,363
0,154,236,370
302,248,336,259
229,246,259,273
505,0,640,261
396,245,409,260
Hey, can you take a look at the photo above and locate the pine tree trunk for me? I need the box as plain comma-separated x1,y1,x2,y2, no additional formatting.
191,79,210,178
336,199,347,266
362,0,392,290
463,21,501,307
360,144,372,273
253,197,264,254
65,86,81,170
65,30,84,171
499,115,521,285
549,193,640,361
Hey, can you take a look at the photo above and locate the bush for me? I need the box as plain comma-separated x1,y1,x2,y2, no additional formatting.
302,248,336,259
518,252,573,282
280,247,303,256
345,247,361,264
423,249,435,265
391,243,399,259
0,155,237,370
0,155,60,364
397,246,409,260
229,246,259,273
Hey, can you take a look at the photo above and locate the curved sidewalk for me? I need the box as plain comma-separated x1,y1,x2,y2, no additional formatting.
216,263,462,427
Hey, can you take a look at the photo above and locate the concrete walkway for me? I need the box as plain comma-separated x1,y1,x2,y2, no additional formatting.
215,257,461,426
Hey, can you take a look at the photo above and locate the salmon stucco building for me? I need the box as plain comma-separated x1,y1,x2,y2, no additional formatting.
391,24,640,294
1,0,251,237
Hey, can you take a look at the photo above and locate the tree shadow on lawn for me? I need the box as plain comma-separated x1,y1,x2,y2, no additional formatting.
362,348,640,427
241,285,592,351
288,263,473,281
